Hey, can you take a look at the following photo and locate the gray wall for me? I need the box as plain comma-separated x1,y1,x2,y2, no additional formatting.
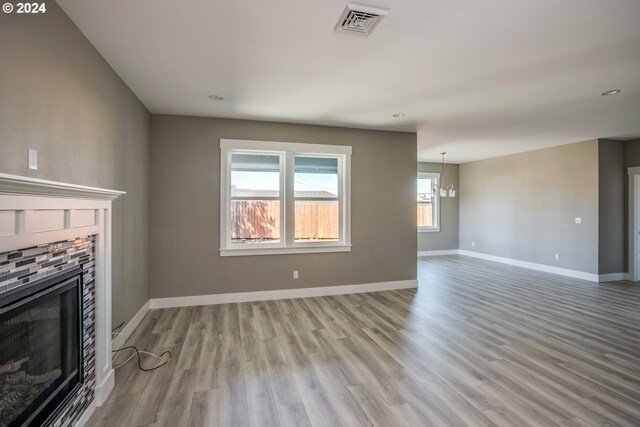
417,162,459,251
0,2,150,326
459,140,599,274
598,140,625,274
624,139,640,166
149,115,417,298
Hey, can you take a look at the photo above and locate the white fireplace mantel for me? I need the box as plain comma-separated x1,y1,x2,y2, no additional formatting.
0,172,125,415
0,172,125,200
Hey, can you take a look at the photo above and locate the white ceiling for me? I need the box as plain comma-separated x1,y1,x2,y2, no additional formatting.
57,0,640,163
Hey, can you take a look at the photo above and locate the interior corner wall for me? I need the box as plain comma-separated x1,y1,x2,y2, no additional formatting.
459,140,600,274
417,162,459,251
148,115,417,299
623,138,640,272
597,139,625,275
0,2,150,327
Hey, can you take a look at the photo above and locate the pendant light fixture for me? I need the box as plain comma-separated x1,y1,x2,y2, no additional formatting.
432,152,456,198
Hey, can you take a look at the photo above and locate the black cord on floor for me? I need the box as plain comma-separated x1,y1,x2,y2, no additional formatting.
112,321,125,332
112,346,171,372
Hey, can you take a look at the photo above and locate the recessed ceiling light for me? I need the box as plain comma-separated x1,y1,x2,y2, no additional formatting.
601,89,621,96
209,95,225,101
393,113,405,117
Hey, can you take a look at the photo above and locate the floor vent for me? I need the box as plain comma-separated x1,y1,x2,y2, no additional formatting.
335,3,389,36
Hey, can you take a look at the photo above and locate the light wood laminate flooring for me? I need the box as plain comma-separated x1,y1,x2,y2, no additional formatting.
88,255,640,426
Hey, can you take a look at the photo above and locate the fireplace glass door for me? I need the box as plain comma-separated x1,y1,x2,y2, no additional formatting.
0,268,82,427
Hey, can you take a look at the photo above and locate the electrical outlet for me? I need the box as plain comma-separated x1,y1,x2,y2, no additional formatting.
293,271,299,279
471,241,475,247
555,253,560,260
574,217,582,224
28,149,38,170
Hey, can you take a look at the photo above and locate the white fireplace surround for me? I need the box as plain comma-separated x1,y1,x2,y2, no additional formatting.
0,172,124,419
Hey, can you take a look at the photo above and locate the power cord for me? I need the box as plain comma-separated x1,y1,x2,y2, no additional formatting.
112,345,171,371
112,321,125,332
111,324,171,371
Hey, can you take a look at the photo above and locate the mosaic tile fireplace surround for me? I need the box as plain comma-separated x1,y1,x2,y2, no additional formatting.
1,237,96,426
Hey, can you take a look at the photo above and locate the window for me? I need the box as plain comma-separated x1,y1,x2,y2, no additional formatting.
220,139,351,256
294,156,340,242
418,172,439,232
230,153,282,244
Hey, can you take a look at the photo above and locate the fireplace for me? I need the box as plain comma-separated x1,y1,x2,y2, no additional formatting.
0,267,83,427
0,173,123,425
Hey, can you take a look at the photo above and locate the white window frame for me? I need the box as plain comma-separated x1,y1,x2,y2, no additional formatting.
418,172,440,232
220,139,351,256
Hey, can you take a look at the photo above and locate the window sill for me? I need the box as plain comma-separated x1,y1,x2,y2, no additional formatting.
418,228,441,233
219,244,352,257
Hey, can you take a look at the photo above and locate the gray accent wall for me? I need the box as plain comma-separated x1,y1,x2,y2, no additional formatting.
149,115,417,298
417,162,459,252
597,139,625,274
0,2,150,327
459,140,600,274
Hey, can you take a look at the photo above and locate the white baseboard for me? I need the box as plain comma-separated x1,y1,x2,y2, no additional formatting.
598,273,626,282
74,399,96,427
458,250,600,282
418,249,460,257
112,300,151,351
94,368,114,407
149,279,418,309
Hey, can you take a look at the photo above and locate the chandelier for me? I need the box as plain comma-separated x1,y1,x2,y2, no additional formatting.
432,152,456,198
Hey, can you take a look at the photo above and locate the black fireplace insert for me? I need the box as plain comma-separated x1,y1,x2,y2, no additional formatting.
0,267,84,427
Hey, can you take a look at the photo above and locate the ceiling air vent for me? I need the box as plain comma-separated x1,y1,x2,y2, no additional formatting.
335,3,389,36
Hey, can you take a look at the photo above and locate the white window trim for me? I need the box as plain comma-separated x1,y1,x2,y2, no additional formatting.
220,139,351,256
418,172,440,233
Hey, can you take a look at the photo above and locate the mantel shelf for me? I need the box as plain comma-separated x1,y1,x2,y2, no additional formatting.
0,173,125,200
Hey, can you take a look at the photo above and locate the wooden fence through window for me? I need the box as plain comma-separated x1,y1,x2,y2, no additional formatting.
231,200,339,240
417,203,433,227
231,201,433,239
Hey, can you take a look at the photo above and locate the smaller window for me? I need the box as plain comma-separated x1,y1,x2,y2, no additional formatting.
417,172,440,232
